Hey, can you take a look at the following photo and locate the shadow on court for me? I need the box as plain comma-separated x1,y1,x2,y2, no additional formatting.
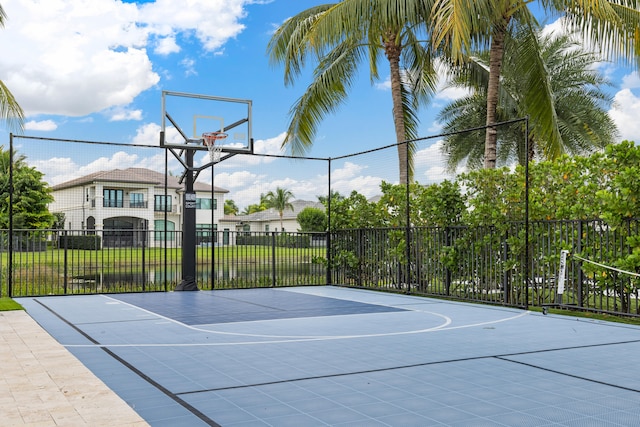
19,286,640,426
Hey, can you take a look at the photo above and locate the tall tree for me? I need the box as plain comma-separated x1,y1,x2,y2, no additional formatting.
242,193,268,215
439,29,618,170
0,147,54,229
264,187,295,231
0,5,24,133
431,0,640,168
267,0,437,184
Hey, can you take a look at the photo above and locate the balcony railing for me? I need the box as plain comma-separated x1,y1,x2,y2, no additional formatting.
90,199,149,209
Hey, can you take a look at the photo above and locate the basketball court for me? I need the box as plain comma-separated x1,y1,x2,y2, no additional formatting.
17,286,640,426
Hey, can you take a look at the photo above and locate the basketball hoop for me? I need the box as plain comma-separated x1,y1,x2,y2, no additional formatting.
202,132,227,163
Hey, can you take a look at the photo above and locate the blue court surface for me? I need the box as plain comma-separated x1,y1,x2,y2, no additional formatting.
18,286,640,426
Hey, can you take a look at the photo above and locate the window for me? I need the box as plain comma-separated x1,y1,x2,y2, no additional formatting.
265,224,269,232
154,220,175,241
103,189,123,208
196,198,211,209
196,224,212,244
130,193,145,208
154,195,172,212
195,197,218,210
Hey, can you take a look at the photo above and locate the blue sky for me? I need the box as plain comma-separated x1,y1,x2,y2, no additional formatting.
1,0,639,209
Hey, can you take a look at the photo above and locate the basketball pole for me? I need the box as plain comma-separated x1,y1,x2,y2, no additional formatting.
176,147,199,291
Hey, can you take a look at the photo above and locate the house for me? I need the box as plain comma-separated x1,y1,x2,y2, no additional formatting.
49,167,228,247
219,200,324,234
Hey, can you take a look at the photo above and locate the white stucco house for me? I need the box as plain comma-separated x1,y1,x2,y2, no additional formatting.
219,200,325,233
48,167,228,247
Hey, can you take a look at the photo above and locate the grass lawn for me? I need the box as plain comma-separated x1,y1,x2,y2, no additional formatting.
530,306,640,326
0,297,24,311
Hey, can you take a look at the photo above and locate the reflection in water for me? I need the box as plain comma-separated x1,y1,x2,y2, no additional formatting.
71,263,326,291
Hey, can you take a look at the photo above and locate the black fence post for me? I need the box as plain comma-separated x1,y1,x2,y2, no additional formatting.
502,230,510,304
405,164,411,294
357,228,363,287
445,227,452,296
141,228,146,292
63,230,69,295
8,134,14,297
326,158,332,286
577,220,583,308
271,231,277,286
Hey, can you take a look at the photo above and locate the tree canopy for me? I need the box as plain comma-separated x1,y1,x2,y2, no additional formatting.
439,28,618,170
267,0,436,183
0,147,55,229
430,0,640,168
264,187,295,230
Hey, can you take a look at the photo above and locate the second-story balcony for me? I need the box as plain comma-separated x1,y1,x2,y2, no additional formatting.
154,204,178,214
91,199,149,209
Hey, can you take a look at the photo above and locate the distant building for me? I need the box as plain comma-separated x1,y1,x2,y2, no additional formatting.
219,200,324,234
49,167,228,247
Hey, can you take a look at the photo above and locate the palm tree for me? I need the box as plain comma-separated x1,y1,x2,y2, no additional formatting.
267,0,436,184
224,199,239,215
264,187,295,231
438,29,618,170
0,5,24,133
241,193,269,215
431,0,640,168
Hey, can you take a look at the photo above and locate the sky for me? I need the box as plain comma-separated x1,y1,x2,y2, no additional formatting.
1,0,640,209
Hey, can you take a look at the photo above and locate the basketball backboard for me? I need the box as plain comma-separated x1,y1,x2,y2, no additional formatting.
160,90,253,154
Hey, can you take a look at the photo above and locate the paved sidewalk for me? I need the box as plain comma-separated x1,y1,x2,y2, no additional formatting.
0,310,148,426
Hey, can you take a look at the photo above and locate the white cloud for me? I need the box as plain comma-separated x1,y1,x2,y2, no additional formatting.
139,0,246,53
414,140,458,183
32,150,170,186
215,171,262,189
331,161,366,180
332,174,384,199
375,76,391,91
180,58,198,77
154,36,180,55
109,108,143,122
254,132,287,155
609,88,640,143
621,73,640,90
25,120,57,131
434,86,469,102
30,157,79,185
0,0,252,118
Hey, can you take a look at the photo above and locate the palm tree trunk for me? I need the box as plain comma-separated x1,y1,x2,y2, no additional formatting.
384,31,409,184
484,22,508,169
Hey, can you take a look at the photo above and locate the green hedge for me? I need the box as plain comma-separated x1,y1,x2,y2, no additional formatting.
236,233,311,248
58,235,102,250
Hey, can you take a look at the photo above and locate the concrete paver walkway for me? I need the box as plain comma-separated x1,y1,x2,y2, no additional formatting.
0,310,148,426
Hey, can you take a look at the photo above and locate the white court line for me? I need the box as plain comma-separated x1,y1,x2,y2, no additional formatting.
62,296,530,348
96,294,452,339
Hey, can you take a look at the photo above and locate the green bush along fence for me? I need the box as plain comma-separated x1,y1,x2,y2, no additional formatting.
330,219,640,316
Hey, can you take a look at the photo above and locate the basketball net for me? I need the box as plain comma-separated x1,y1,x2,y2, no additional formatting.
202,132,227,163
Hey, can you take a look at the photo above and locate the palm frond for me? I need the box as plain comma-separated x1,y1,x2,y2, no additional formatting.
266,5,336,85
283,40,365,155
0,81,24,134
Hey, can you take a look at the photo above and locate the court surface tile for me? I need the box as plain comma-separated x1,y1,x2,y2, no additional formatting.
18,286,640,426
